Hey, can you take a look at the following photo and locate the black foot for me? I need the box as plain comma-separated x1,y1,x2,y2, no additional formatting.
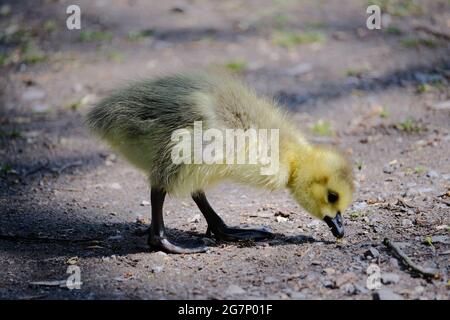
148,236,208,254
206,226,273,242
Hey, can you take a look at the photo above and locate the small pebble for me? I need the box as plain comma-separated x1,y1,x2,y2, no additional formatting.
151,266,164,273
426,170,439,179
341,283,357,295
225,284,246,296
401,219,413,228
264,276,277,284
188,214,201,223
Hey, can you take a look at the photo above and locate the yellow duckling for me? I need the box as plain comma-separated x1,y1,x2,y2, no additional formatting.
86,72,354,253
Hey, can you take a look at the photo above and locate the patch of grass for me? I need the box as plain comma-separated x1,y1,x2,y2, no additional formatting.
350,211,365,220
0,4,11,16
21,41,47,64
224,60,247,73
345,68,370,78
0,52,9,67
400,37,436,48
385,26,402,35
65,100,83,111
417,80,445,94
305,21,327,29
126,29,154,41
0,27,47,66
274,14,290,29
351,89,365,97
0,163,12,176
416,83,432,94
379,106,389,118
414,166,426,174
395,117,424,133
1,27,31,45
311,120,333,136
273,30,326,48
65,94,97,111
79,30,113,42
107,51,125,63
368,0,423,17
0,128,22,139
423,236,434,247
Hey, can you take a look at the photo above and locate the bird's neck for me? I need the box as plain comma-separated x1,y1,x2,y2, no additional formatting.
226,135,313,192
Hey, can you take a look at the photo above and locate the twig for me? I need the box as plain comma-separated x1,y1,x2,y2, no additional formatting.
24,160,50,177
383,238,440,279
29,280,66,287
49,160,83,175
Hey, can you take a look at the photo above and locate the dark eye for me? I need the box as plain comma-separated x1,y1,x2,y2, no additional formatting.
328,191,339,203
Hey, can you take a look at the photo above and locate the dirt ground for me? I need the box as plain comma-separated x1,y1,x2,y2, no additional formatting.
0,0,449,300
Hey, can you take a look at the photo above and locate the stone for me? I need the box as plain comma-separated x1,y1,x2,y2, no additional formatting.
151,266,164,273
426,170,439,179
323,268,336,275
341,283,357,295
322,279,336,289
352,201,368,211
364,247,380,259
225,284,246,296
276,216,288,223
109,183,122,190
263,276,277,284
401,219,413,228
431,235,449,244
22,88,46,101
373,289,403,300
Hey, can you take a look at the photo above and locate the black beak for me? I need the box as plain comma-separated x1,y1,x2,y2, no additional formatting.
323,212,344,238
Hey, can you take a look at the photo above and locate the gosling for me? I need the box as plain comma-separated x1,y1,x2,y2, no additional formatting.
86,72,354,254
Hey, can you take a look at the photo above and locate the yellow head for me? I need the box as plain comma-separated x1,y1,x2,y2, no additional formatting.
287,146,354,238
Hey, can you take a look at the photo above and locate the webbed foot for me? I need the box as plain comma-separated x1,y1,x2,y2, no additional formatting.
148,235,208,254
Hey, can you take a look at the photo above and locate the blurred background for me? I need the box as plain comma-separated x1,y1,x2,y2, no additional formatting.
1,0,449,112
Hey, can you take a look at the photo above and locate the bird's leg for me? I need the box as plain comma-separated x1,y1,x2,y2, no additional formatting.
148,187,207,254
192,191,273,241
